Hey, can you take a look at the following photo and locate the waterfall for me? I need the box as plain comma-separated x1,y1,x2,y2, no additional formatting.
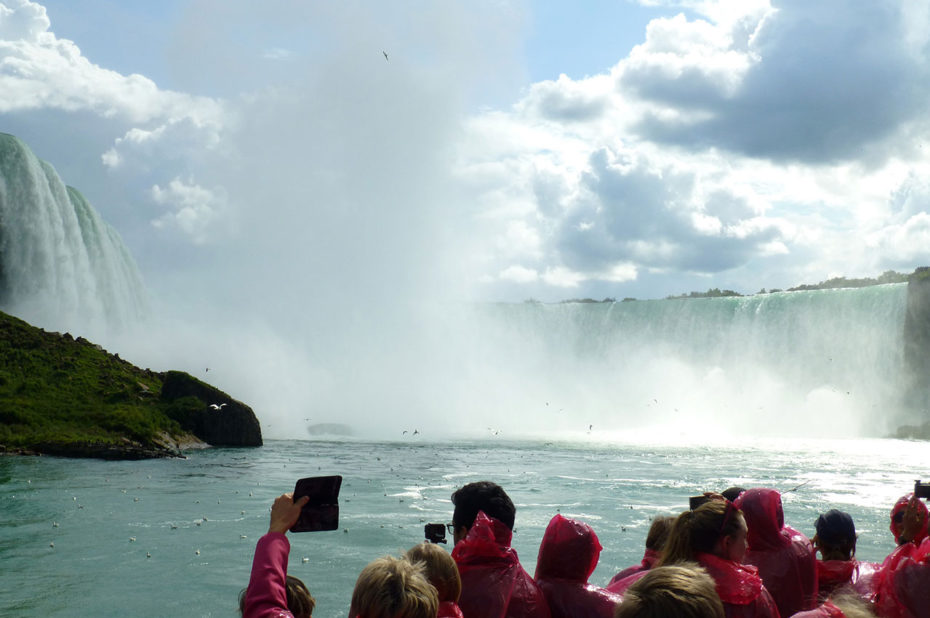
0,133,147,336
433,286,910,439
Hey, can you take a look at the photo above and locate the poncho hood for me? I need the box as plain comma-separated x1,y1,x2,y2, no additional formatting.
535,514,602,583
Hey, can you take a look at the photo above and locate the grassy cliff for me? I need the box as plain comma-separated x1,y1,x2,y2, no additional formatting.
0,311,260,459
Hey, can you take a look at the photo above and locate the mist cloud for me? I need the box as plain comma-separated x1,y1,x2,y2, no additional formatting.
4,0,930,437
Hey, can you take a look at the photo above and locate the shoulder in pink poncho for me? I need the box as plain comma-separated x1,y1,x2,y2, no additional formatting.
439,600,465,618
735,488,817,617
815,559,879,601
696,552,781,618
534,514,622,618
608,548,661,586
790,599,845,618
871,536,930,618
451,511,551,618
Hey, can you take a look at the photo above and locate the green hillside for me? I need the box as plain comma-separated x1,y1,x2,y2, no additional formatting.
0,311,260,459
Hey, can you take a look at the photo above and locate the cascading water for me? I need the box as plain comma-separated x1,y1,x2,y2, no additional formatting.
428,285,910,440
0,133,147,336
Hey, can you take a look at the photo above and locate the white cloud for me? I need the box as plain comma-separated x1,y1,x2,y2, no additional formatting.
0,5,223,125
543,266,585,288
499,265,539,283
150,178,227,245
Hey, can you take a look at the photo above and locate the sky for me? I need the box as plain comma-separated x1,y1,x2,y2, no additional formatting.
5,0,930,306
2,0,929,437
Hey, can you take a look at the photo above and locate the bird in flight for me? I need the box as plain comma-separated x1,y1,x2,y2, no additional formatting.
383,50,389,61
209,403,227,410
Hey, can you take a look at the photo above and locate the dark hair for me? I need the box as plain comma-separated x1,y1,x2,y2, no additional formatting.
451,481,515,531
659,501,744,566
645,516,676,552
814,510,856,560
721,487,745,502
239,575,315,618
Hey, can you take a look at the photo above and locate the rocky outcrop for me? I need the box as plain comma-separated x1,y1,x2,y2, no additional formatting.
160,371,263,447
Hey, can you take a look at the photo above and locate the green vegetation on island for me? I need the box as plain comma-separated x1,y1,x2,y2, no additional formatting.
0,310,261,459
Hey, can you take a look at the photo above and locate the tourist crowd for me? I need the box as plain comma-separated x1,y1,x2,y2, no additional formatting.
241,481,930,618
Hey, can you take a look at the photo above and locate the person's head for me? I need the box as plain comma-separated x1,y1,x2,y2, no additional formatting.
614,564,725,618
659,500,747,566
890,493,929,544
645,516,676,552
813,509,857,561
349,556,438,618
535,514,602,583
450,481,515,544
404,542,461,604
733,488,787,551
721,487,745,502
239,575,315,618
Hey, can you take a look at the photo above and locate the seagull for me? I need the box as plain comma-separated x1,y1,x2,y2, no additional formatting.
412,429,419,436
209,403,227,410
383,50,389,61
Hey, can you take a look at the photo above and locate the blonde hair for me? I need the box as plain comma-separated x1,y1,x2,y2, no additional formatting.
830,594,877,618
405,542,462,603
615,564,725,618
349,556,438,618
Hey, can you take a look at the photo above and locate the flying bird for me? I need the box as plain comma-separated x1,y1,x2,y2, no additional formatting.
383,50,389,61
209,403,227,410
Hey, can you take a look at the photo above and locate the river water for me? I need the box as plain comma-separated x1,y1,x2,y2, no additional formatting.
1,437,926,617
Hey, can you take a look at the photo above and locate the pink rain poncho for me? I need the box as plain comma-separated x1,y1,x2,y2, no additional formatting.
439,601,465,618
605,569,648,596
790,599,845,618
889,494,929,546
871,537,930,618
451,511,551,618
534,514,622,618
608,548,661,586
815,559,879,601
695,552,781,618
735,488,817,617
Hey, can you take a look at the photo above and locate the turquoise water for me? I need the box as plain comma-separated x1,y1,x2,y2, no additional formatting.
1,437,927,617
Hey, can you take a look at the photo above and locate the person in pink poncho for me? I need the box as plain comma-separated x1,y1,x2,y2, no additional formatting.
449,481,550,618
608,515,675,587
811,510,878,602
658,499,780,618
242,493,316,618
533,514,621,618
734,488,817,617
871,494,930,618
889,493,929,547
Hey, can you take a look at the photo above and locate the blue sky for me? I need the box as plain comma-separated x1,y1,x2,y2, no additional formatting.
4,0,930,436
4,0,930,306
